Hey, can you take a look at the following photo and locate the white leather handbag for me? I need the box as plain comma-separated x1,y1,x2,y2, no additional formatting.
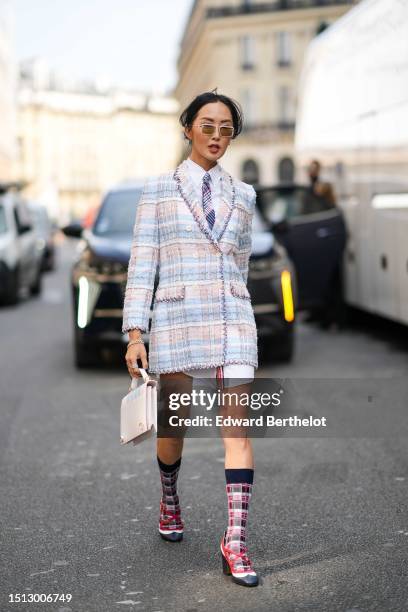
120,369,158,445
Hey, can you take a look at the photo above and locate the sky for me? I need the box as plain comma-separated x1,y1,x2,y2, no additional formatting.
13,0,194,95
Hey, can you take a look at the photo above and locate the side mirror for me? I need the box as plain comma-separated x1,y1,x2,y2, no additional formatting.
19,223,32,234
61,223,83,238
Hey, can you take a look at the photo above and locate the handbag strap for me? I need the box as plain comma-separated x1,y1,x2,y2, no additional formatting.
130,368,150,389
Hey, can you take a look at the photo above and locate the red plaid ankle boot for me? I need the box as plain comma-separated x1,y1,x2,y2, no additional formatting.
220,482,258,587
158,457,184,542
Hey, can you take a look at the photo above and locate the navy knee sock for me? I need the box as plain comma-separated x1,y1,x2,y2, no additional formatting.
157,455,181,473
225,468,254,485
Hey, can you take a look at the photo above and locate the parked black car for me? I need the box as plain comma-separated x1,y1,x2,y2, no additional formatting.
62,182,297,368
255,184,347,314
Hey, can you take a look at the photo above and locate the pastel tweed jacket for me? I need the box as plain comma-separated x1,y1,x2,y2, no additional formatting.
122,158,258,374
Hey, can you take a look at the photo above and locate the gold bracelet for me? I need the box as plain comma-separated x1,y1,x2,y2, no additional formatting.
127,339,144,348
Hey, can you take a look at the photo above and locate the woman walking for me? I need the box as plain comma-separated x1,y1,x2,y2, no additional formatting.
122,90,259,587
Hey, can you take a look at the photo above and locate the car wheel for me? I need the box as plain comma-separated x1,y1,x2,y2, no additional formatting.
46,252,56,272
260,325,295,364
30,266,43,296
277,325,295,363
3,266,20,306
74,326,100,368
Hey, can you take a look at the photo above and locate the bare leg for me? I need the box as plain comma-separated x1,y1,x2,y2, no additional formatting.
157,371,192,464
220,381,254,469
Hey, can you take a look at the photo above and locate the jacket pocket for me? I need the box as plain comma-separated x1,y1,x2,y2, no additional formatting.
230,280,251,301
154,285,186,303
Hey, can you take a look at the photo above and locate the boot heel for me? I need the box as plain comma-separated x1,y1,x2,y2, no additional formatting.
221,552,231,575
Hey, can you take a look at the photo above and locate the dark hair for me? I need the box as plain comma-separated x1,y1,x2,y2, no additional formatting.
179,89,243,140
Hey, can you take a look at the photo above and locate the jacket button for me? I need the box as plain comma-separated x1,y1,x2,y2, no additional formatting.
186,225,192,231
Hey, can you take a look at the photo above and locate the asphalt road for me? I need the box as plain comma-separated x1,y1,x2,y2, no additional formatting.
0,237,407,612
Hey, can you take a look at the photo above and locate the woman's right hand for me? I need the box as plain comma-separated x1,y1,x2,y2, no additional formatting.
125,343,148,378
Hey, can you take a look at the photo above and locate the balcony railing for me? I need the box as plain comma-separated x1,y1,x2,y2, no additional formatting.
277,59,292,68
241,120,296,135
241,61,256,70
207,0,354,18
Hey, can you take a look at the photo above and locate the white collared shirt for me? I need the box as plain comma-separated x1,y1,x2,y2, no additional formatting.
185,156,223,218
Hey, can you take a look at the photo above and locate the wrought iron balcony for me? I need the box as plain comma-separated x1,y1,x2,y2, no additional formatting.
277,59,292,67
241,120,296,135
241,61,256,70
207,0,354,18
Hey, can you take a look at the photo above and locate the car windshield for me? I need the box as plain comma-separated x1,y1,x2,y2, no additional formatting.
256,187,333,224
93,188,143,236
0,203,7,234
30,206,51,232
252,205,269,232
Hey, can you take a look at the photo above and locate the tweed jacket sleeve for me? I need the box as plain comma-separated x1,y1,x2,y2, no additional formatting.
235,184,256,285
122,179,159,333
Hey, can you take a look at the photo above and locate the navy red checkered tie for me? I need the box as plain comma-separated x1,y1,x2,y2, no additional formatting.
202,172,215,230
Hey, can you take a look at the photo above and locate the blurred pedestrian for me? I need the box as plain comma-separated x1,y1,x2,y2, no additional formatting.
306,160,345,329
308,159,336,207
123,90,259,587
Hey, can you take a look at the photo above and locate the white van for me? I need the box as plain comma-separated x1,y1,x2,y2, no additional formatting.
295,0,408,326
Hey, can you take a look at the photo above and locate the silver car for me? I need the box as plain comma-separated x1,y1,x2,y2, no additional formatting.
0,185,43,305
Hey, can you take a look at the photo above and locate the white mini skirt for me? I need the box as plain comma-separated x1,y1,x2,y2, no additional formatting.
182,364,254,387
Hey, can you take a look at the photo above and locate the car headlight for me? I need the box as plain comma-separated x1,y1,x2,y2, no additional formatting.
76,250,127,280
99,261,127,275
249,241,288,278
249,258,275,272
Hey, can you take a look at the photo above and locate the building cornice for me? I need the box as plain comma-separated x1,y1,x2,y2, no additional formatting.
207,0,354,19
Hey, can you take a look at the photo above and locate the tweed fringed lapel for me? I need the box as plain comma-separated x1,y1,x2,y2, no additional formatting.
174,159,236,246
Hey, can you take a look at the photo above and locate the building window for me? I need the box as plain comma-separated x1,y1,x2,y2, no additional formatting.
316,21,329,36
278,157,295,184
276,31,291,67
240,35,255,70
242,159,260,185
278,85,295,123
371,193,408,210
241,88,256,125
